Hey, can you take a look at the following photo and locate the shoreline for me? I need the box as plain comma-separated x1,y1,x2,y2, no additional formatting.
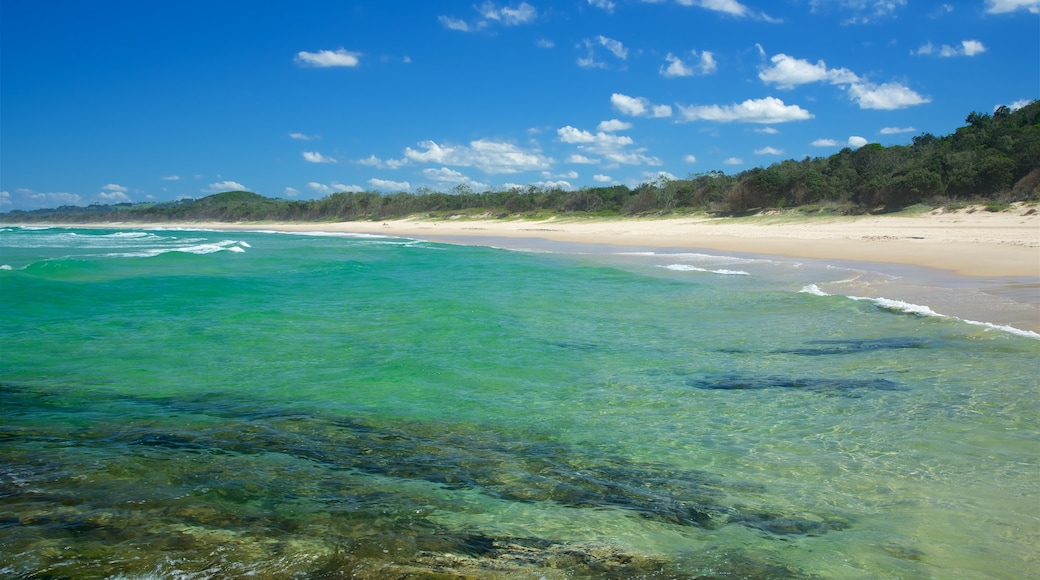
16,207,1040,333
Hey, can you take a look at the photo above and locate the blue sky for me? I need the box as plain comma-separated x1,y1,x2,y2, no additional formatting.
2,0,1037,211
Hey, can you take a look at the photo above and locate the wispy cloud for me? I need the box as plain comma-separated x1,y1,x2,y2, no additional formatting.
440,2,538,32
984,0,1039,14
880,126,916,134
754,146,784,155
811,0,908,24
295,48,361,67
289,132,320,140
913,40,986,57
661,50,717,77
588,0,616,13
578,36,628,68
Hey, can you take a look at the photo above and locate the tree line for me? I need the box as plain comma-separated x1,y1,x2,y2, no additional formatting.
5,101,1038,224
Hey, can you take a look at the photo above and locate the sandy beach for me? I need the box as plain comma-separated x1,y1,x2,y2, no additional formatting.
143,204,1040,277
34,204,1040,332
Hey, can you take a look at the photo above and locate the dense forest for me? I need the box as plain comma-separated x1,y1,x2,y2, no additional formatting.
5,102,1038,224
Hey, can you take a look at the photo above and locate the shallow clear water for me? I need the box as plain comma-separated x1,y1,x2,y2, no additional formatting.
1,226,1037,579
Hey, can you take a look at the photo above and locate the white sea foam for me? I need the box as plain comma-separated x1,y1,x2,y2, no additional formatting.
0,265,12,271
799,284,830,296
962,320,1040,339
105,240,246,258
801,286,1039,339
661,264,750,276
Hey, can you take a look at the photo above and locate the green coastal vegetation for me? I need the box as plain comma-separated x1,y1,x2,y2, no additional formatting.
4,102,1038,224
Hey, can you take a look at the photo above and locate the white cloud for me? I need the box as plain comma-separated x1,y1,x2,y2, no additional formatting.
557,125,661,166
422,167,488,189
536,38,554,48
295,48,361,67
880,126,915,134
308,182,362,194
284,187,300,197
678,96,813,124
723,157,744,165
205,181,247,193
812,136,870,147
289,132,319,140
985,0,1039,14
1008,99,1034,110
961,40,987,56
567,154,600,164
0,190,10,206
403,139,551,174
598,118,633,132
557,126,634,148
915,39,987,57
368,178,410,191
848,82,929,110
610,93,672,117
760,52,927,110
754,146,783,155
754,127,779,134
593,174,613,182
647,170,678,182
98,191,130,202
661,50,717,77
303,151,337,163
308,182,333,194
160,175,181,181
683,154,698,163
588,0,616,12
98,184,130,202
533,180,574,190
759,53,860,89
679,0,749,17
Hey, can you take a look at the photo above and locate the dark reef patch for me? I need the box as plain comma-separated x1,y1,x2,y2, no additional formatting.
689,374,903,393
0,383,845,578
775,337,937,356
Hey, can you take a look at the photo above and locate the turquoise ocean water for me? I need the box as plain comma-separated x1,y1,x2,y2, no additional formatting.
1,226,1037,579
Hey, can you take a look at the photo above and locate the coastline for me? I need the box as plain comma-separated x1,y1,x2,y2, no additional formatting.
18,206,1040,333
